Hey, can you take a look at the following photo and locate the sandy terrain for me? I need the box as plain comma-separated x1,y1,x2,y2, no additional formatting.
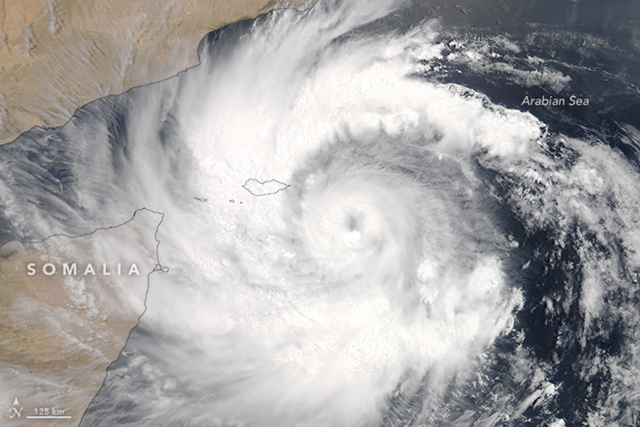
0,0,310,145
0,209,162,426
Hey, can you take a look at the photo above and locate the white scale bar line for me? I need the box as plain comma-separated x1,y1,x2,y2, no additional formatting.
26,416,72,419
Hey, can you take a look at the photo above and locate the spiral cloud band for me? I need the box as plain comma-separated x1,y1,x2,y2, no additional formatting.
1,0,640,426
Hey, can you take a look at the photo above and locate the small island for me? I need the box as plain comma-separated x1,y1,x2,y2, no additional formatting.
242,178,290,196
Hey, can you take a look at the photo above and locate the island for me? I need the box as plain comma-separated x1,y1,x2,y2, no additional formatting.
242,178,290,196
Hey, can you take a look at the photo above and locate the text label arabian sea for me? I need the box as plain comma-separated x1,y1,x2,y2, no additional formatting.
521,95,589,106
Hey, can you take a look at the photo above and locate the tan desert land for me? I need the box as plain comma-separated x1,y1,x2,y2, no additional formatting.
0,0,310,145
0,209,162,427
0,1,309,424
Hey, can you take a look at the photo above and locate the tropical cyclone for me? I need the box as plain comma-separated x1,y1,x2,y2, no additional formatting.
0,209,162,427
0,0,310,145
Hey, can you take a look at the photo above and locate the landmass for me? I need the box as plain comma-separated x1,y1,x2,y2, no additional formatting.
242,178,290,196
0,209,163,426
0,0,311,145
0,0,300,422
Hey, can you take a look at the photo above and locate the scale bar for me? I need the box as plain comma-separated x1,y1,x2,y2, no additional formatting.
26,416,72,419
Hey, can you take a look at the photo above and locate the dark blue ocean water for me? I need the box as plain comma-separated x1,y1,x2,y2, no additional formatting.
1,1,639,426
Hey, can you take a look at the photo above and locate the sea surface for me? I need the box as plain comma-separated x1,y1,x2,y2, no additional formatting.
1,0,639,426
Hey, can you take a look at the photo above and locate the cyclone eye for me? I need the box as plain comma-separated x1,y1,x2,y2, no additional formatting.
346,214,359,232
